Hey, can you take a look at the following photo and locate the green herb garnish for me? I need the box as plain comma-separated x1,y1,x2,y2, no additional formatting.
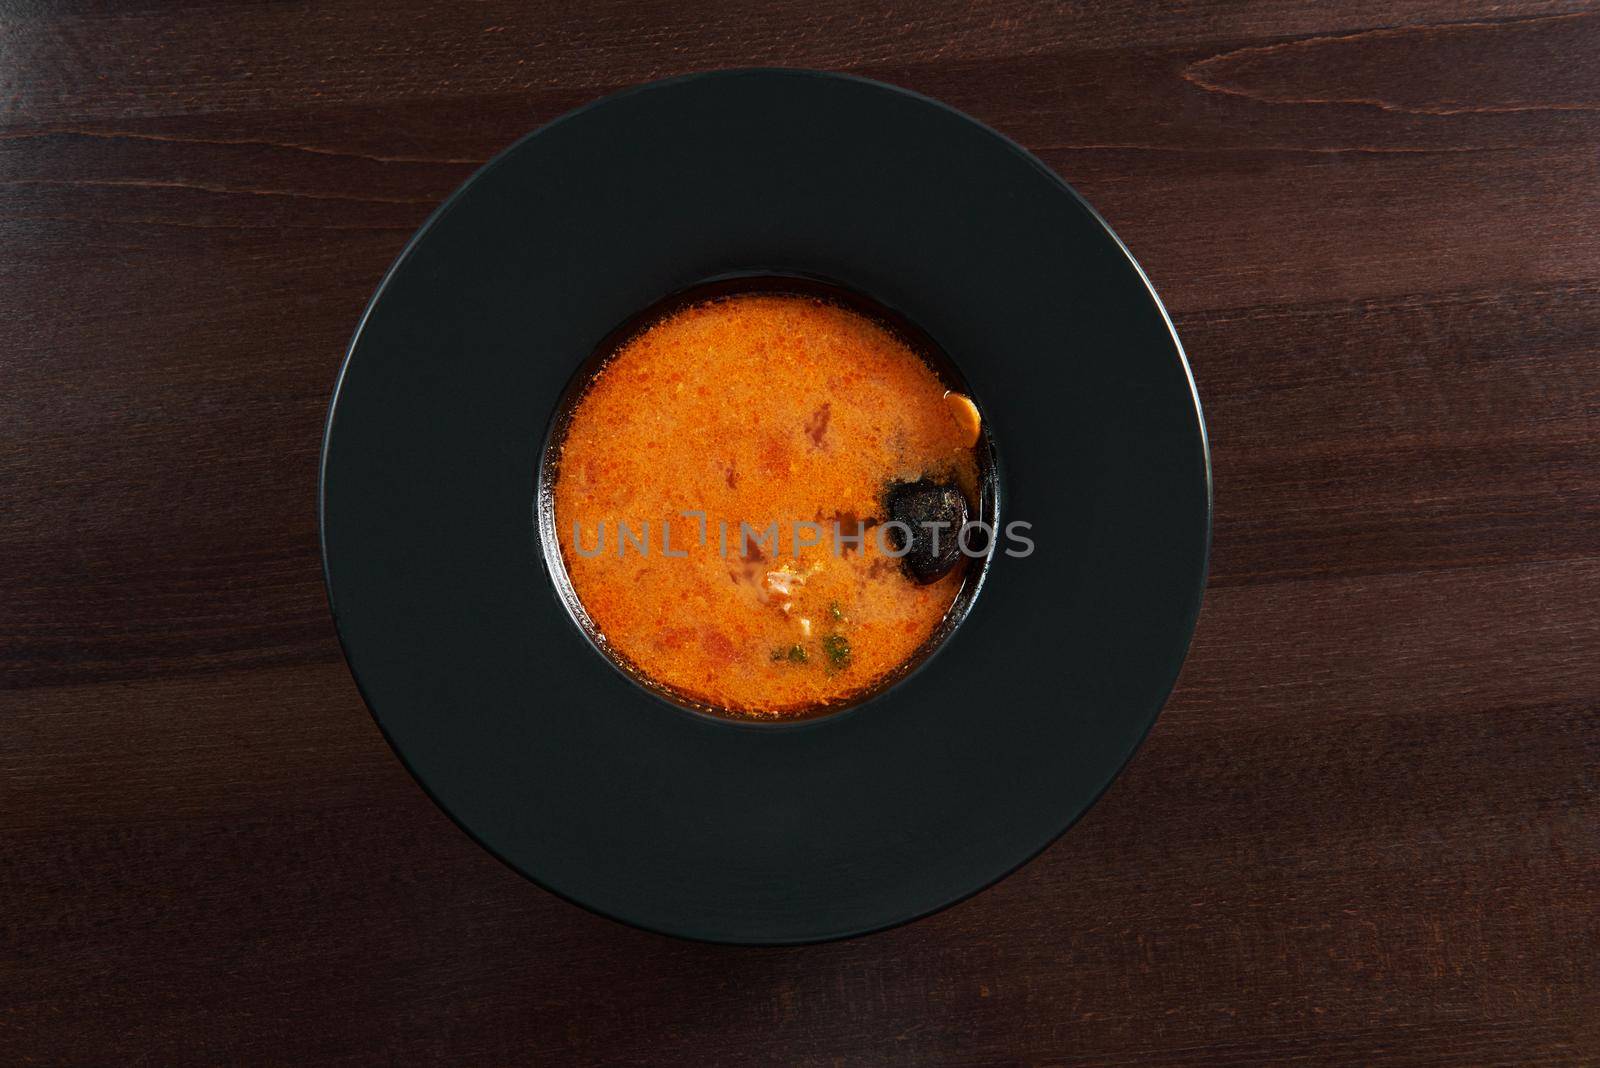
788,644,808,664
828,601,845,622
821,633,851,669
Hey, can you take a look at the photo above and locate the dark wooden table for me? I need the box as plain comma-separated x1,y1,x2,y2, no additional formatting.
3,3,1596,1063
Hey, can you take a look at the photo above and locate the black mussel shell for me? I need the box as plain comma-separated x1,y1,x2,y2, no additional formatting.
882,477,971,584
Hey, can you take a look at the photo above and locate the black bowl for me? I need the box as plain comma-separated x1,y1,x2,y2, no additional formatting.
320,69,1210,944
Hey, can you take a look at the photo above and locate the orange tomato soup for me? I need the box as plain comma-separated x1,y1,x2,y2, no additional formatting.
551,292,980,717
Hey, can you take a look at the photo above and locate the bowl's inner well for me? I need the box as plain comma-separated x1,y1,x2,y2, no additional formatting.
537,277,998,721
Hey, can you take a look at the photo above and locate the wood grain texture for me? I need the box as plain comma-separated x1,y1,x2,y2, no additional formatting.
1,2,1597,1063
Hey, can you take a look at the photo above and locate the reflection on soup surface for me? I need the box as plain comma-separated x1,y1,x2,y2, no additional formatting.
551,292,982,717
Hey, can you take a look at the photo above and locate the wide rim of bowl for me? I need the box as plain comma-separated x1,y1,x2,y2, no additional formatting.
320,68,1211,944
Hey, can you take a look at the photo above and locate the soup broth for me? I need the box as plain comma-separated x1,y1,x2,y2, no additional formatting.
550,291,982,717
